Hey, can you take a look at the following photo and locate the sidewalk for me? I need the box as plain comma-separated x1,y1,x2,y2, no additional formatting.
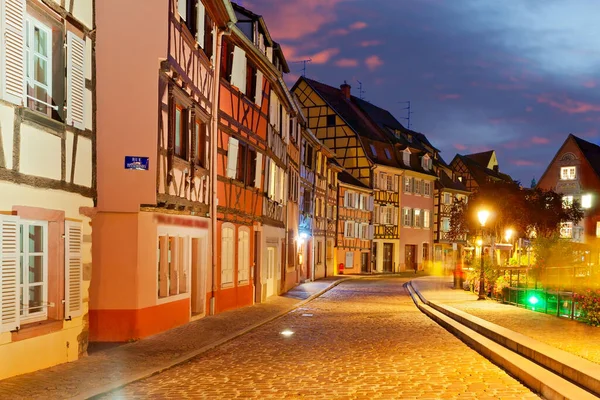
411,276,600,365
0,276,351,400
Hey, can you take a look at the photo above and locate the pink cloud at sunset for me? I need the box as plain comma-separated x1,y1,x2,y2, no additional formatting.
335,58,358,67
438,94,461,101
359,40,382,47
531,136,550,144
536,94,600,114
511,160,537,166
349,21,367,30
330,28,350,36
583,80,597,88
454,144,467,151
525,106,533,112
311,48,340,64
365,55,383,71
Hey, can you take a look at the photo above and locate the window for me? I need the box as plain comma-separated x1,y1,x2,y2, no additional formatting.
226,137,257,186
384,148,392,159
414,179,421,195
596,222,600,238
562,195,573,208
19,220,48,323
361,223,369,239
424,182,431,197
158,235,189,298
386,175,394,191
404,177,412,193
246,60,257,102
177,0,187,21
441,217,450,232
458,176,463,182
424,210,430,228
25,17,53,116
221,225,235,287
317,241,323,263
194,120,207,168
582,194,592,209
344,221,355,238
304,189,313,214
423,243,429,262
560,166,576,180
414,209,421,228
327,114,336,126
403,150,410,166
370,144,378,157
360,194,369,210
443,193,451,204
303,142,314,169
403,208,412,227
237,228,250,285
203,11,214,59
384,207,394,225
560,222,573,239
174,105,188,159
220,38,234,82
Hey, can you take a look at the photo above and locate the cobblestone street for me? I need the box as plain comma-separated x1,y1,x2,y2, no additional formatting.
100,277,539,399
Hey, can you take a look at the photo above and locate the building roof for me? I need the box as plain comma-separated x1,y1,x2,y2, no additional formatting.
436,169,469,192
453,153,513,186
465,150,495,169
338,170,370,189
571,134,600,177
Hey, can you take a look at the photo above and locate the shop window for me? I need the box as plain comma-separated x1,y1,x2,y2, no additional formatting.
158,235,189,298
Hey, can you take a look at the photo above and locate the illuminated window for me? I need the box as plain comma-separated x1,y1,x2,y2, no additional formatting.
560,166,576,180
403,208,412,227
596,222,600,238
560,222,573,239
582,194,592,209
413,209,421,228
562,195,573,208
441,217,450,232
424,210,430,228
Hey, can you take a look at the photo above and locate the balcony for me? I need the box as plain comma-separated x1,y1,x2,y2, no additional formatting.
438,231,467,242
263,197,285,226
268,124,288,165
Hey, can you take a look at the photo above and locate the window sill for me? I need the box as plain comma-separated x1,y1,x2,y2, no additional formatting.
11,319,63,342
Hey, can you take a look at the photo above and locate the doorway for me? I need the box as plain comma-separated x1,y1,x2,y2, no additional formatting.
266,247,276,297
190,237,206,317
361,252,369,273
383,243,393,272
405,244,417,272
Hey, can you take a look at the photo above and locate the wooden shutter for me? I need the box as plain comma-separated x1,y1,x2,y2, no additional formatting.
196,1,206,46
1,0,25,105
65,220,83,319
393,207,398,226
254,152,262,189
0,215,20,332
354,193,360,209
393,175,399,192
231,46,247,94
255,70,263,107
373,204,380,224
354,222,360,239
344,192,349,207
67,32,86,130
226,137,239,178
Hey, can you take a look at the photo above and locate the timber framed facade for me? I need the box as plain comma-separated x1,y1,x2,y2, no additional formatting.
0,0,93,379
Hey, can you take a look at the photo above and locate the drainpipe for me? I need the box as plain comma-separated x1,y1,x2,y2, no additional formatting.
210,23,233,316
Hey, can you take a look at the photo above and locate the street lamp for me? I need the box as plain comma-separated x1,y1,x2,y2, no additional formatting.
477,210,490,300
505,228,514,263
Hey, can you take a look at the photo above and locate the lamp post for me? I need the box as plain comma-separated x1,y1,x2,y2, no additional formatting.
477,209,490,300
505,228,513,263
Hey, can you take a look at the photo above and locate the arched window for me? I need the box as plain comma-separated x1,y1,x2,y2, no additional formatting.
238,227,250,285
221,224,235,287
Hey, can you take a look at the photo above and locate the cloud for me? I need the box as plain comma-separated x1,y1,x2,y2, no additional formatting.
525,106,533,112
438,94,461,101
359,40,382,47
349,21,368,30
330,28,350,36
311,48,340,64
335,58,358,67
511,160,537,166
531,136,550,144
536,94,600,114
365,55,383,71
583,80,597,88
454,143,467,151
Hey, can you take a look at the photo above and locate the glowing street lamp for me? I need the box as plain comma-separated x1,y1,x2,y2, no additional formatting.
505,228,513,243
477,209,490,300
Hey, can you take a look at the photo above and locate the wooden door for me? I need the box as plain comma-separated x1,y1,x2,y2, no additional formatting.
405,245,417,272
361,252,369,273
190,237,205,316
383,243,393,272
266,247,276,297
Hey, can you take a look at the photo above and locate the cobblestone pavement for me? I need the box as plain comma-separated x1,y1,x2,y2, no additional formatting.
415,276,600,365
100,277,539,399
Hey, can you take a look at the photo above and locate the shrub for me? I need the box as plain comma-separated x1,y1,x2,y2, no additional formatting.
574,289,600,327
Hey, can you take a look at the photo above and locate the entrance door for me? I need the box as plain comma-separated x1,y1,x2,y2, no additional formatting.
266,247,276,297
190,237,205,316
405,244,417,272
383,243,393,272
361,252,369,273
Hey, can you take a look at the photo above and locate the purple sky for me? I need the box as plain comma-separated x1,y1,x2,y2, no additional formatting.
241,0,600,186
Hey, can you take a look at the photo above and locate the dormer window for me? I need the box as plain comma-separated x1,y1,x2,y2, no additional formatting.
422,155,431,171
384,148,391,159
402,150,410,166
370,144,377,157
560,166,576,180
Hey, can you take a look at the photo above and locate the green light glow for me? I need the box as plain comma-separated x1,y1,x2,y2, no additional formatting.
528,296,539,305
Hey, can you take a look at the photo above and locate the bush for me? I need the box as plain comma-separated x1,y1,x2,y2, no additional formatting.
574,289,600,327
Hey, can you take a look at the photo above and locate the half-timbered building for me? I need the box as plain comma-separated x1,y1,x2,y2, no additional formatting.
0,0,93,378
91,0,233,342
337,171,374,274
450,150,513,193
326,158,342,274
217,3,296,307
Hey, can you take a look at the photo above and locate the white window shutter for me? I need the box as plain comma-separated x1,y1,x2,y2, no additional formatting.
67,32,86,130
344,192,349,207
231,46,247,94
196,1,206,46
226,137,239,178
354,193,360,209
0,215,20,332
393,175,399,192
354,222,360,238
254,152,262,189
393,207,398,226
65,220,83,319
373,204,379,224
255,70,263,107
1,0,25,105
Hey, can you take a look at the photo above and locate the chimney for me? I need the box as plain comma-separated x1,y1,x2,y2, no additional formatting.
340,81,351,100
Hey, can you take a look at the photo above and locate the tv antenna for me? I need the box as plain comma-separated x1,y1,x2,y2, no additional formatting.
356,79,366,100
398,101,413,129
291,58,312,77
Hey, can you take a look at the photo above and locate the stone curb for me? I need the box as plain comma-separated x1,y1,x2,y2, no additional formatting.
405,282,597,400
74,276,356,400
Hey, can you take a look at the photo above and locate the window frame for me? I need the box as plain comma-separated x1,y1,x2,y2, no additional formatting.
560,166,576,180
19,220,49,324
194,119,207,168
25,15,55,117
174,104,188,159
221,224,235,288
237,227,250,285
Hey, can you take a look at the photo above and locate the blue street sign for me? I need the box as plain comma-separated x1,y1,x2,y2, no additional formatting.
124,156,149,171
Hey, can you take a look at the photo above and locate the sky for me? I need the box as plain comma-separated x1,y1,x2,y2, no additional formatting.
240,0,600,186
